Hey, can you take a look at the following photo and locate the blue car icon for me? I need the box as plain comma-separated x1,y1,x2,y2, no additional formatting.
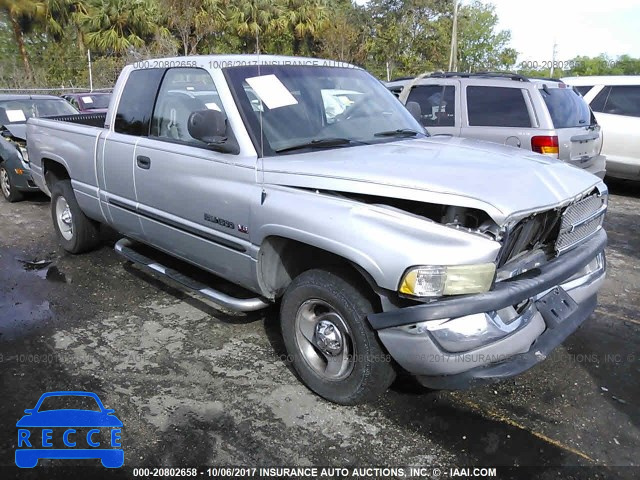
16,391,123,468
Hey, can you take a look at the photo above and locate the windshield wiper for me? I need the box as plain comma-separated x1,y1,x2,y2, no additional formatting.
373,128,426,138
275,137,361,153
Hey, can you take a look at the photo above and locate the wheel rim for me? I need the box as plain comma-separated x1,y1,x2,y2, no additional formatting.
294,299,355,381
55,196,74,241
0,168,10,198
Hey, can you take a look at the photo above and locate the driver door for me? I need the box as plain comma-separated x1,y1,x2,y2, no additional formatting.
133,67,256,286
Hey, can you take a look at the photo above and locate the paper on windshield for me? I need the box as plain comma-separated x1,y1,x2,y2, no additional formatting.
6,109,26,122
205,103,222,111
82,96,93,104
245,74,298,110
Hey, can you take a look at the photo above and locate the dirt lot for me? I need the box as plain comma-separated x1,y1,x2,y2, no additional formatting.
0,180,638,479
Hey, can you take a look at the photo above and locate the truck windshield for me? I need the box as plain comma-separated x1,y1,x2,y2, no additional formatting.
0,99,78,125
224,65,426,156
540,87,593,128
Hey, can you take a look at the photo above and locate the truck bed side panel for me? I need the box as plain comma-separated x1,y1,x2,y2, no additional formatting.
27,117,106,223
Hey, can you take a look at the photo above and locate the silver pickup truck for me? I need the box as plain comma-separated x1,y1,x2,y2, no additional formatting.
27,55,608,405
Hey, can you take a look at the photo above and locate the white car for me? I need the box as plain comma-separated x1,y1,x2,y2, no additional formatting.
563,76,640,181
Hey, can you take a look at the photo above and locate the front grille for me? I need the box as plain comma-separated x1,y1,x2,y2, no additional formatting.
556,193,606,253
498,189,607,267
498,209,561,266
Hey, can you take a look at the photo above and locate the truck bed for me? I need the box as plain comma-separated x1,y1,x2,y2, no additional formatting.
26,115,106,207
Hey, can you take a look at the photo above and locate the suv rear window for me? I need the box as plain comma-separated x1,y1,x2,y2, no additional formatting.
540,87,592,128
466,86,531,127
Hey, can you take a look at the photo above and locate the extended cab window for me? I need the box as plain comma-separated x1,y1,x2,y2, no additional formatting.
151,68,231,148
406,85,456,127
114,68,165,136
466,86,532,128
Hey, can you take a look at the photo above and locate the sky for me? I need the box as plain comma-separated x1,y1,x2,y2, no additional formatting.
484,0,640,62
354,0,640,62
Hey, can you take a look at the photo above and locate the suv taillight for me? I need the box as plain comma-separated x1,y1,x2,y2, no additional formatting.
531,136,559,157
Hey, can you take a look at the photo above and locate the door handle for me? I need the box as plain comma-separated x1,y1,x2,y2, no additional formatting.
137,155,151,169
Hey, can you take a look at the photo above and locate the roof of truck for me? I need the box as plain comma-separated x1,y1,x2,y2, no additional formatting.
128,54,358,70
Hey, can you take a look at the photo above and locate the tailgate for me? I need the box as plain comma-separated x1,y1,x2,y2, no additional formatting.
558,125,602,168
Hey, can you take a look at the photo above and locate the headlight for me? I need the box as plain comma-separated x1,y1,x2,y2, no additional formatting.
18,146,29,163
399,263,496,298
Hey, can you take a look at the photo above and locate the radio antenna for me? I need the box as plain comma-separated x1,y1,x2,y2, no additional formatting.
256,27,264,160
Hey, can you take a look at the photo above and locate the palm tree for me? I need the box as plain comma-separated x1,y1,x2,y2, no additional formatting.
227,0,286,53
0,0,46,78
284,0,327,55
77,0,162,54
45,0,89,46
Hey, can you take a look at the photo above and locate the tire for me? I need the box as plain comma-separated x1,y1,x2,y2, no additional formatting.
50,179,101,253
0,164,25,202
280,268,396,405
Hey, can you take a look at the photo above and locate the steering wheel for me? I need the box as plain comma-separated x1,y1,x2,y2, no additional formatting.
334,93,375,122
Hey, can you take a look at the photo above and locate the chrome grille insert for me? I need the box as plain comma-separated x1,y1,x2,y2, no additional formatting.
556,193,606,254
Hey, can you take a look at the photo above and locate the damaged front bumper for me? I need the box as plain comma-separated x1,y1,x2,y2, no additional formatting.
369,229,607,389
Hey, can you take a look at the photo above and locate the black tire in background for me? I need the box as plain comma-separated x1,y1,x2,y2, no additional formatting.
280,268,396,405
0,163,25,202
50,179,101,253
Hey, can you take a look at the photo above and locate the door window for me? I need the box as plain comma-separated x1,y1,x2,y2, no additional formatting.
466,86,532,127
596,86,640,117
150,68,232,148
406,85,456,127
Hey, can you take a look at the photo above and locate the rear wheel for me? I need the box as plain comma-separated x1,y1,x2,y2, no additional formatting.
280,268,396,404
50,179,101,253
0,164,24,202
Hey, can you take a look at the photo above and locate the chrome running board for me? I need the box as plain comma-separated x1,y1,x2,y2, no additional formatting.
114,238,270,312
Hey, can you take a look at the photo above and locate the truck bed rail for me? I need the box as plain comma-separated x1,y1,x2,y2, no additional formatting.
46,112,107,128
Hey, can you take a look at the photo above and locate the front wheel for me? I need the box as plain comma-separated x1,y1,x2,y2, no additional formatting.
280,268,396,405
0,164,24,202
50,179,101,253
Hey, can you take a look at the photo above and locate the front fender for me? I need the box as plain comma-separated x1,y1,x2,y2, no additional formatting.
255,186,501,291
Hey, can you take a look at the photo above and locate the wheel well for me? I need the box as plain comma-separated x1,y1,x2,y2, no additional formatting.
42,159,70,189
257,236,380,302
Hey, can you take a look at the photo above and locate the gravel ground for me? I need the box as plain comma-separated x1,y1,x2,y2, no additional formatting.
0,180,638,480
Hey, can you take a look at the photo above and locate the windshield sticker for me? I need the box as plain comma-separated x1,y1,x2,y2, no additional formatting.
205,103,221,111
81,96,94,104
6,109,26,122
245,74,298,110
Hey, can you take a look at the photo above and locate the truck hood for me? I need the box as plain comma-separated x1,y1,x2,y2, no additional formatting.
262,136,601,225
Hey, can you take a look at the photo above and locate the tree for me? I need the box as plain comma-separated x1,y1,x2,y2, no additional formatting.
0,0,46,78
284,0,328,55
365,0,450,79
159,0,224,56
76,0,164,54
317,1,368,65
456,0,516,72
226,0,287,53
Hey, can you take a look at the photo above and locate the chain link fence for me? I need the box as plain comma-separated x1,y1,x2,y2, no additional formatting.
0,87,112,95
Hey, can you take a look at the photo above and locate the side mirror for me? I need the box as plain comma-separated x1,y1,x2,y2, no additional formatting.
104,409,115,414
24,409,34,414
187,109,227,144
406,101,422,122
